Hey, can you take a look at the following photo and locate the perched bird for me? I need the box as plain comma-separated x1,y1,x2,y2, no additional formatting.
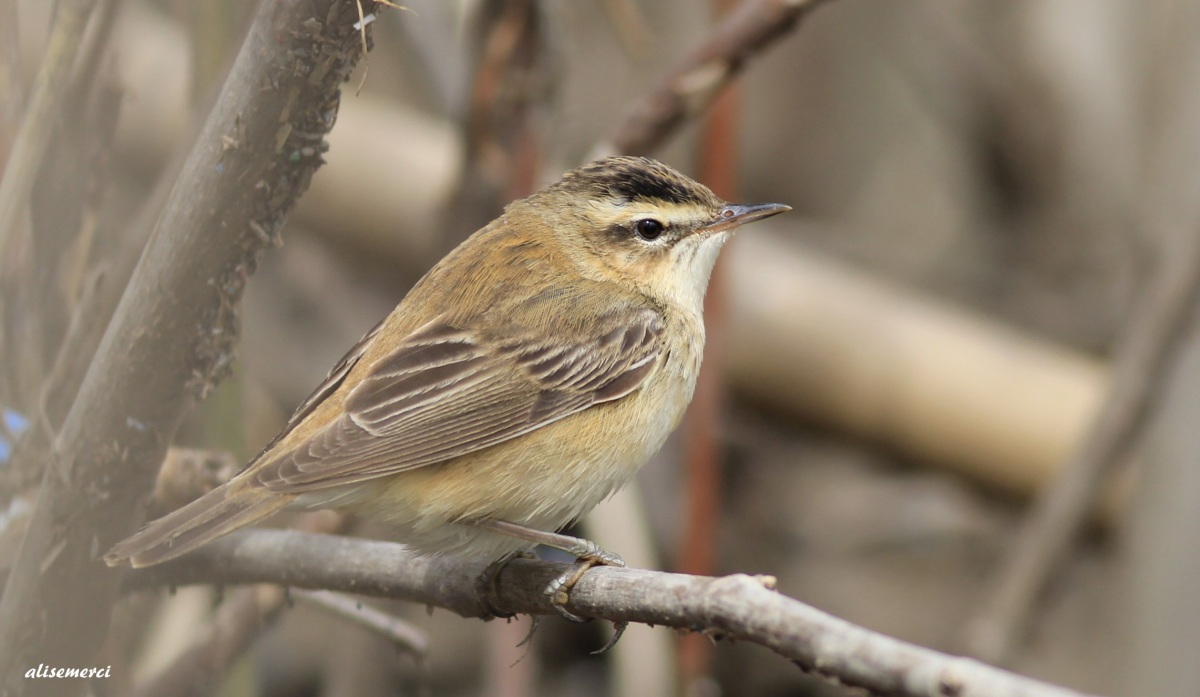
105,156,788,614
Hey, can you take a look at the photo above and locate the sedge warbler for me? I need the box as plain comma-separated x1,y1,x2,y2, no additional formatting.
106,156,789,616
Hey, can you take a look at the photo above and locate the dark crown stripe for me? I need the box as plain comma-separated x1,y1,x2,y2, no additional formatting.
556,156,719,208
591,169,695,205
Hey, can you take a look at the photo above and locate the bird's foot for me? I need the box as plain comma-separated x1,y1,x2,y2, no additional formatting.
543,545,628,653
466,518,629,649
544,547,624,621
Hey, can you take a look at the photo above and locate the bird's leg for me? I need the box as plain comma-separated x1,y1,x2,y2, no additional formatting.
474,519,625,566
470,519,625,623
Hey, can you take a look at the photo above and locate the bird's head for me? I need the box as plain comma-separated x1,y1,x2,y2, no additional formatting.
519,156,790,312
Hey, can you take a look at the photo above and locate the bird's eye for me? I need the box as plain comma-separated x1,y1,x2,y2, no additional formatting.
634,218,665,241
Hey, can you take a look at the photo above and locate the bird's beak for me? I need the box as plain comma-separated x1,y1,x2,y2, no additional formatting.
699,202,792,234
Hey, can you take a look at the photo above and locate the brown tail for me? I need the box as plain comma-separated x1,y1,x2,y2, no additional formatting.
104,481,294,568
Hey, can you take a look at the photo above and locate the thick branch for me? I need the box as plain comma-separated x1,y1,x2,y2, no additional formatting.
597,0,831,158
135,530,1100,697
0,1,377,693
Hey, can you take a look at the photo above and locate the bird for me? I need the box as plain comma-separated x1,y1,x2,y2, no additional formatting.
105,156,789,617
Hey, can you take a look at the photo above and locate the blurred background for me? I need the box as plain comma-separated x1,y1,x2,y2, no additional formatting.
3,0,1198,695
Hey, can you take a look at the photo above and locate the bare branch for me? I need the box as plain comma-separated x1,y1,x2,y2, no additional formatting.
0,1,380,692
964,41,1200,654
962,4,1200,661
965,223,1200,662
134,530,1101,697
0,0,24,155
295,590,429,658
594,0,831,158
0,0,97,262
130,586,287,697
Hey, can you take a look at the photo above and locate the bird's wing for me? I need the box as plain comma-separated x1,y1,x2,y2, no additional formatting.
253,308,665,492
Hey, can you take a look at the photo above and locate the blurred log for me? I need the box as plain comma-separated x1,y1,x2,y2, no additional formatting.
725,230,1108,499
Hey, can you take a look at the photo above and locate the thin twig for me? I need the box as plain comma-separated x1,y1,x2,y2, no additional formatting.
127,514,345,696
592,0,831,159
964,225,1200,663
294,590,429,658
0,0,98,264
0,267,105,498
134,530,1102,697
39,269,107,431
597,0,653,60
0,267,110,504
130,585,287,697
0,0,24,158
963,6,1200,660
70,0,124,104
442,0,548,249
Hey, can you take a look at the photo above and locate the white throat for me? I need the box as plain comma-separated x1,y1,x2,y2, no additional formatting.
665,231,730,316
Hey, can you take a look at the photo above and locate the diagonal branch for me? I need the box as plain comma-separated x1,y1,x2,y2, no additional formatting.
0,1,379,693
0,0,97,263
964,224,1200,662
134,530,1102,697
594,0,832,158
129,585,287,697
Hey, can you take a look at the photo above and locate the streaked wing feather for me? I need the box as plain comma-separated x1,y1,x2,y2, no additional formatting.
255,310,664,492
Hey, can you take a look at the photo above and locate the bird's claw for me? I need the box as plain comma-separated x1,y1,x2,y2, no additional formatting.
593,621,629,655
545,561,593,622
565,539,625,568
543,547,624,624
543,553,629,654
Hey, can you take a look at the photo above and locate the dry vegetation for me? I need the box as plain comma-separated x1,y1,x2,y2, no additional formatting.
0,1,1196,696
